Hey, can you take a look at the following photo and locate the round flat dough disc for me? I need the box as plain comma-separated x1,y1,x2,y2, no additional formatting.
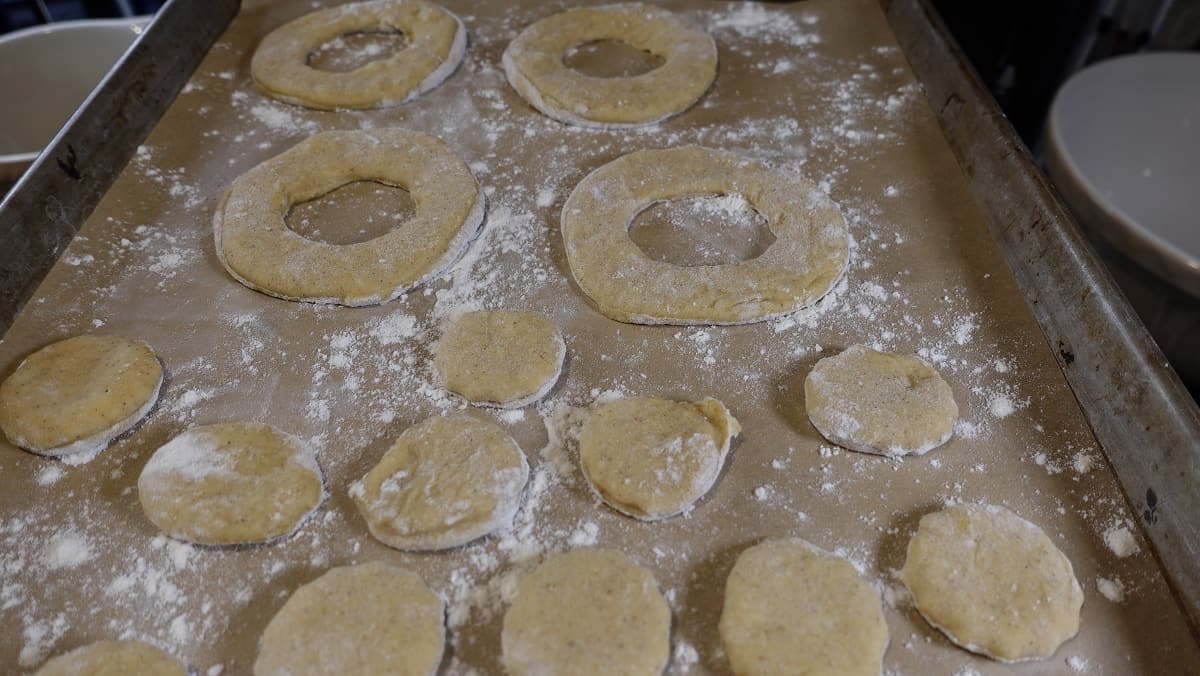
502,548,670,676
502,3,717,127
561,146,849,324
138,422,325,545
579,396,740,520
434,309,565,408
255,562,444,676
804,344,958,457
350,413,528,550
719,539,888,676
900,504,1084,662
214,128,484,306
0,335,162,456
251,0,466,110
34,640,186,676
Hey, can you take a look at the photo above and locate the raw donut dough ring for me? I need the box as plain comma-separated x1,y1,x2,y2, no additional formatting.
138,422,326,546
251,0,467,110
502,3,716,127
434,309,566,408
561,146,849,325
720,539,888,676
34,640,187,676
350,413,528,551
255,562,445,676
0,335,163,457
804,345,958,457
502,548,670,676
214,129,485,306
901,504,1084,663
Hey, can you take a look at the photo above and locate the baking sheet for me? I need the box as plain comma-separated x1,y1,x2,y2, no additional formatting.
1,0,1196,673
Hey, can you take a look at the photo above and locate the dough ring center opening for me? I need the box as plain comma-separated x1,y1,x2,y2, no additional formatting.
285,179,417,246
306,28,410,73
562,39,665,79
628,193,777,267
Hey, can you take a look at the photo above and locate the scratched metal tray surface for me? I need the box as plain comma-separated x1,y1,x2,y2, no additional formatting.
0,0,1198,674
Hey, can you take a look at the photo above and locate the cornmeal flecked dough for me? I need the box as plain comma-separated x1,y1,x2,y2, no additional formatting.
805,344,958,457
502,548,670,676
350,413,528,551
251,0,466,110
0,335,162,455
255,562,444,676
138,422,325,546
719,539,888,676
901,504,1083,662
561,146,849,324
34,640,186,676
502,3,717,127
214,128,483,306
434,309,565,407
579,396,740,520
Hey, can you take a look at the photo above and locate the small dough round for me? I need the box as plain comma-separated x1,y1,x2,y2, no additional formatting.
719,539,888,676
579,396,740,520
0,335,162,456
434,309,565,408
34,640,186,676
502,548,670,676
255,562,444,676
251,0,466,110
138,422,325,545
561,146,849,324
214,128,484,306
502,3,717,127
804,345,958,457
900,503,1084,662
350,413,528,551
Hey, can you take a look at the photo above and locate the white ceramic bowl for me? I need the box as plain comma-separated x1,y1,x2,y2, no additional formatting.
0,17,147,183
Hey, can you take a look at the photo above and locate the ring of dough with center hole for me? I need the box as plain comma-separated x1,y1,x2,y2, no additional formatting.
502,548,670,676
900,504,1083,662
34,640,186,676
579,395,740,520
255,562,444,676
804,345,958,457
561,146,849,324
251,0,466,110
434,309,565,408
502,4,717,127
214,129,484,306
138,422,325,546
350,413,528,551
0,335,162,457
719,539,888,676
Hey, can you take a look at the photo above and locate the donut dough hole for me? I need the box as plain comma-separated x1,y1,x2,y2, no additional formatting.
138,422,325,546
720,539,888,676
251,0,466,109
350,413,528,551
255,562,444,676
579,396,740,520
901,504,1084,662
805,345,958,457
561,146,849,324
214,129,484,306
34,641,186,676
434,309,565,408
502,3,717,127
502,548,670,676
0,335,162,456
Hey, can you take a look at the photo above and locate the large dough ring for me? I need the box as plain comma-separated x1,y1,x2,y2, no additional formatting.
251,0,466,110
561,146,850,325
214,129,484,306
502,3,717,128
